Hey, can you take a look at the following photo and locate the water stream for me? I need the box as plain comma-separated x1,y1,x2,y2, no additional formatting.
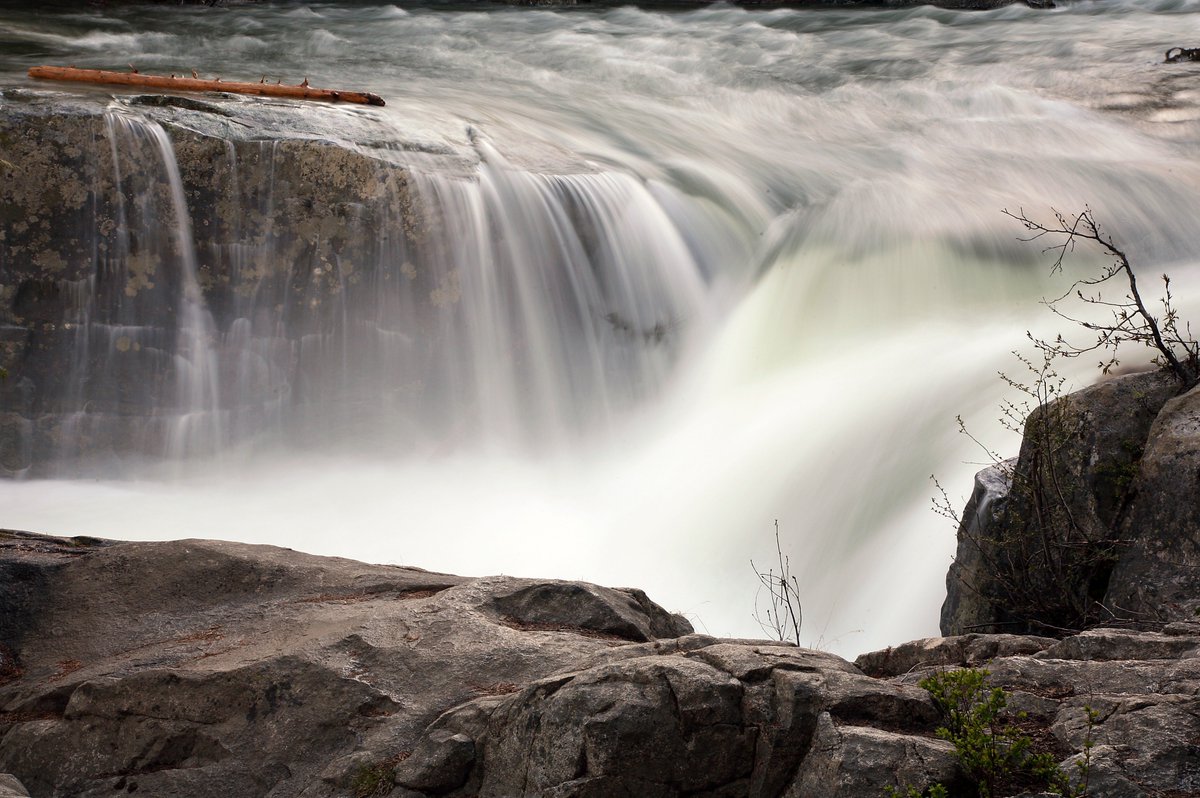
1,1,1199,655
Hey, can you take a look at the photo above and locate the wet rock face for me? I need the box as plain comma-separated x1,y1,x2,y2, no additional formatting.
0,87,682,473
0,91,430,473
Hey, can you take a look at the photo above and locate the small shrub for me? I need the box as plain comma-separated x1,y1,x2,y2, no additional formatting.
890,668,1093,798
922,668,1042,798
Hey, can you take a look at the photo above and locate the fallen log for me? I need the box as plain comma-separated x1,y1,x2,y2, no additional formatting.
1165,46,1200,63
27,66,385,107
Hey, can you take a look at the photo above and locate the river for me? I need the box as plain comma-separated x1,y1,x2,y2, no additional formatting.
1,0,1198,655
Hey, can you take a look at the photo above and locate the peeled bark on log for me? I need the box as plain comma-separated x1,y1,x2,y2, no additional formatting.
1165,47,1200,63
27,66,386,107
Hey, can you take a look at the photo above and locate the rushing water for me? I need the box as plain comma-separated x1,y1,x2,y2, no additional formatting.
2,1,1200,655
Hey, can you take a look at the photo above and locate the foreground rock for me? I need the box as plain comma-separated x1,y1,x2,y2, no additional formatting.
861,628,1200,798
3,531,1196,797
0,530,692,797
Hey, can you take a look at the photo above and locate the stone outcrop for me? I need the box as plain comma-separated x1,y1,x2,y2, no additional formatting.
3,529,1197,798
942,369,1200,635
420,642,954,798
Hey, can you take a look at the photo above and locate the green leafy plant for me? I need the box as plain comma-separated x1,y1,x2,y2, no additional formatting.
889,668,1093,798
924,668,1043,798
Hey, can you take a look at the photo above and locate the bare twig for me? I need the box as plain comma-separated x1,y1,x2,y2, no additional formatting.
751,520,802,645
1002,207,1199,386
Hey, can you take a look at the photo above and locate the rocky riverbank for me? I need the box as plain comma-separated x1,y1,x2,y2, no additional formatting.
0,526,1197,797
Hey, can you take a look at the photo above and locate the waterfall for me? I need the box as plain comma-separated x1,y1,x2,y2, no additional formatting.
52,112,222,468
2,0,1200,655
13,103,734,466
404,139,713,446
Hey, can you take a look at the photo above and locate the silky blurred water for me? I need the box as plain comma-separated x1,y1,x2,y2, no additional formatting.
1,1,1199,655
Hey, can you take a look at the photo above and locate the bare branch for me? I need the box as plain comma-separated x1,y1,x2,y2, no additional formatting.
1005,207,1198,386
751,520,802,645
